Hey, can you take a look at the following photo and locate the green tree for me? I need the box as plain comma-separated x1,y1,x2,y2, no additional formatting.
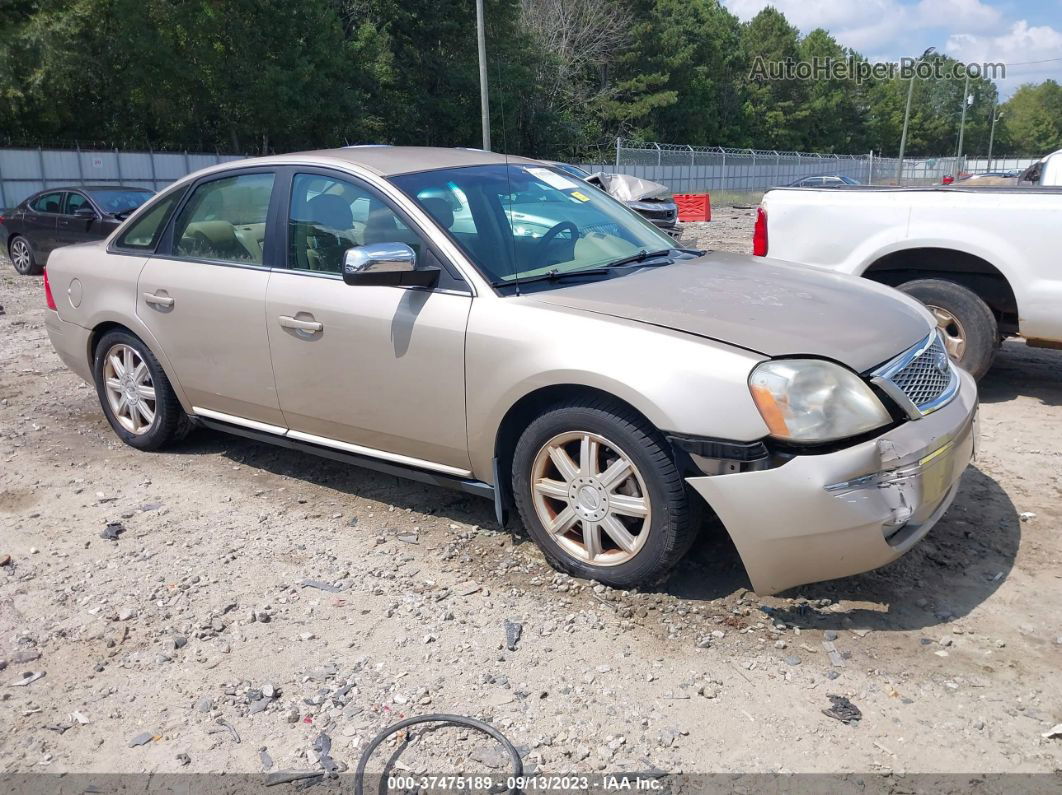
1000,80,1062,155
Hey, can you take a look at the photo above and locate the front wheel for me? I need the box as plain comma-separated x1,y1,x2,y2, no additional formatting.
511,398,697,588
897,278,999,380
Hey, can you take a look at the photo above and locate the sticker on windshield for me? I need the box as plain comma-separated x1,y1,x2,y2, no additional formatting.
526,167,580,191
569,190,591,202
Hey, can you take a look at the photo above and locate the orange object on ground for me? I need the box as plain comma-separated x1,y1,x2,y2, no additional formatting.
674,193,711,222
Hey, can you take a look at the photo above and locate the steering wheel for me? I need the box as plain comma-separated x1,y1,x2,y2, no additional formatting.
535,221,580,258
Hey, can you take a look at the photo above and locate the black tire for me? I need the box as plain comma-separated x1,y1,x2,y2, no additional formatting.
92,329,191,450
8,235,42,275
512,398,696,588
897,278,999,380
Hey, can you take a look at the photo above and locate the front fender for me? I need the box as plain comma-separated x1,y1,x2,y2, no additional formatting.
464,298,769,482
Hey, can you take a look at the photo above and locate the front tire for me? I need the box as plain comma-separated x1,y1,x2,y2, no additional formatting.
512,398,697,588
93,330,189,450
897,278,999,380
9,236,41,275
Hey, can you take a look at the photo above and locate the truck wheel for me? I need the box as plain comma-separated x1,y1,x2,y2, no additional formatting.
92,330,191,450
511,398,697,588
897,278,999,379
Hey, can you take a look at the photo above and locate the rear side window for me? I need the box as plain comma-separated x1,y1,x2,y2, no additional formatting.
115,190,183,251
172,173,275,264
30,192,62,213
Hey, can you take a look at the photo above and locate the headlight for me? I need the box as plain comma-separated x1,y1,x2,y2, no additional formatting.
748,359,891,443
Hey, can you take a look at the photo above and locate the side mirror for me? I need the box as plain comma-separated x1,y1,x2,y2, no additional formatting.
74,207,97,219
342,243,439,288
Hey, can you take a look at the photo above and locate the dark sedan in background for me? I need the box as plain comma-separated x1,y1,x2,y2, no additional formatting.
2,185,153,274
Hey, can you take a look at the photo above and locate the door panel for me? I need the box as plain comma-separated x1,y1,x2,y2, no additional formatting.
137,259,282,424
56,192,100,247
24,192,62,256
266,274,472,470
134,170,282,425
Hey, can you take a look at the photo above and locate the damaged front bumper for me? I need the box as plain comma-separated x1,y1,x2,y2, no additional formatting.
687,368,978,594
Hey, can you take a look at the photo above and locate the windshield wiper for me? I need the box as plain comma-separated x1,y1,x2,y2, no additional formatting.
492,267,611,287
601,248,675,270
493,248,683,288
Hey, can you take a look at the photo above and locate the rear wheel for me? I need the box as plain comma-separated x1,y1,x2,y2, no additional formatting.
897,278,999,379
512,398,697,588
9,236,41,275
93,330,190,450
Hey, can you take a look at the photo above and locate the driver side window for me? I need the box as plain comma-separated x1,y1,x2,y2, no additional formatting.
287,173,425,274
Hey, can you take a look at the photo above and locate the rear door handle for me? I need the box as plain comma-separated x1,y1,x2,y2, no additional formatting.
278,315,323,333
143,292,175,308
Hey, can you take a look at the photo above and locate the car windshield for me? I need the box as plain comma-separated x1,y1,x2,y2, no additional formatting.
390,164,676,286
839,175,860,185
85,188,153,215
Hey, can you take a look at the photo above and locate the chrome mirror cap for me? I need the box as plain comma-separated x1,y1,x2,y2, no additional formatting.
343,243,416,276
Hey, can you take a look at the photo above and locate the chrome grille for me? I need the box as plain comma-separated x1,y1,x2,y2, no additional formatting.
872,333,957,414
891,334,952,406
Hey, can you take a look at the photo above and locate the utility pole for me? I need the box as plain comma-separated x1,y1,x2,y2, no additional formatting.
955,71,971,164
987,108,1003,172
476,0,490,151
897,46,935,185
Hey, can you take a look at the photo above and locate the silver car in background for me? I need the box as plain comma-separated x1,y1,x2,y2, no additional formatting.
43,147,976,593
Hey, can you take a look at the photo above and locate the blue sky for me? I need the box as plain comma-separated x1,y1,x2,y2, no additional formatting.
723,0,1062,97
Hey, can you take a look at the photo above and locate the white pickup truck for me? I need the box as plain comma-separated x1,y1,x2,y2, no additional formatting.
755,183,1062,378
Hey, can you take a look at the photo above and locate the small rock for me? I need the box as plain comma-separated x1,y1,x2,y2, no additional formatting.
823,630,838,641
117,607,135,622
12,650,41,664
784,655,801,666
129,731,155,748
100,522,126,541
504,619,523,651
176,753,191,766
171,635,187,650
1019,512,1036,522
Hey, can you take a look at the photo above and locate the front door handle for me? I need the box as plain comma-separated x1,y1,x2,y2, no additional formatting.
278,315,323,333
143,292,175,308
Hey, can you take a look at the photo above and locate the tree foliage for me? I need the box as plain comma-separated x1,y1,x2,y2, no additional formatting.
0,0,1057,158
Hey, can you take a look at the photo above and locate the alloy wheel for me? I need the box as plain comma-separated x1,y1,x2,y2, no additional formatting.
102,344,157,435
927,304,966,361
11,238,32,273
530,431,651,566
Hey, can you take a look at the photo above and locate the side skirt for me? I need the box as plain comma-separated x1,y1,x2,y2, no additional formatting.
196,416,495,501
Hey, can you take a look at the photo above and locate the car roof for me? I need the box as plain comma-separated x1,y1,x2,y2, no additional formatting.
209,146,542,178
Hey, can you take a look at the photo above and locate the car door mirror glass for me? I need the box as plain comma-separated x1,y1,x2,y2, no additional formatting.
74,207,97,219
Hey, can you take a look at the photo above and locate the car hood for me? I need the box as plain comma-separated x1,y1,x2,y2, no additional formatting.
527,252,933,373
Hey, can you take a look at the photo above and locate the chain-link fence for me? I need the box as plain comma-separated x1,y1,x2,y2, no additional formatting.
578,139,967,199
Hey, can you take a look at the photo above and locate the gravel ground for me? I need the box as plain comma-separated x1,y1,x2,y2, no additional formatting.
2,210,1062,778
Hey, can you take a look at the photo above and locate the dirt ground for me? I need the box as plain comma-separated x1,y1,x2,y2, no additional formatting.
2,207,1061,779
